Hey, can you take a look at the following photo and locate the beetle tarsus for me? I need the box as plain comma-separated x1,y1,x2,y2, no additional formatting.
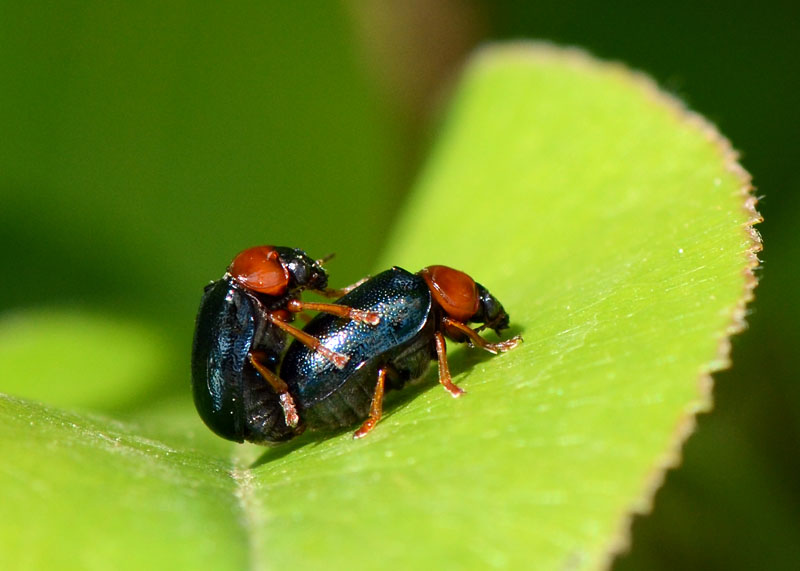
289,300,380,326
279,392,300,428
442,316,522,355
314,345,350,369
349,308,381,326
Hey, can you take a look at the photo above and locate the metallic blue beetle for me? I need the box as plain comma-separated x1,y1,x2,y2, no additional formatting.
191,246,377,443
280,265,522,439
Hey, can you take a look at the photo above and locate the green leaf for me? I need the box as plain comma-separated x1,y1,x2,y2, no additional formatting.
0,43,759,570
0,395,245,570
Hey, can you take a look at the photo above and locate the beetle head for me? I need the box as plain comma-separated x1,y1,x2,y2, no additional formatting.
471,283,510,334
419,265,479,322
273,246,329,292
419,265,511,334
228,245,290,296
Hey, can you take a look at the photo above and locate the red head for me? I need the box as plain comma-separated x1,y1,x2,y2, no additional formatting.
419,265,511,333
419,265,479,322
228,246,290,295
227,246,330,296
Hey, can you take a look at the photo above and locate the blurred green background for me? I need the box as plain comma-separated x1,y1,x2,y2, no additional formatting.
1,1,797,568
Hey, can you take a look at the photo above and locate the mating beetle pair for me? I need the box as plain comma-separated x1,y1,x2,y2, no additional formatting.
191,246,521,444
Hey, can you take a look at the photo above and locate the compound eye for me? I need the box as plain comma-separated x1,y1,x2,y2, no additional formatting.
420,265,479,322
228,246,290,295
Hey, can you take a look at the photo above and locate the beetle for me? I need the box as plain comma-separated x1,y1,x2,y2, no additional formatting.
191,245,378,443
279,265,522,440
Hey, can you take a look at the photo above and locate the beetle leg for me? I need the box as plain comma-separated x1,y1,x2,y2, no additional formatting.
268,312,350,369
247,352,300,428
321,276,370,298
286,298,379,325
434,331,465,397
353,366,388,439
442,316,522,354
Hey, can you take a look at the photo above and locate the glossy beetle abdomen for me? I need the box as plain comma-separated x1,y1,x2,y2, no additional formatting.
191,279,254,441
191,277,293,443
280,267,434,430
300,331,434,429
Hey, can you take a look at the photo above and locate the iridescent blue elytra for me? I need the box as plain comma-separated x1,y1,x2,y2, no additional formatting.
191,275,298,443
279,265,521,437
280,267,435,429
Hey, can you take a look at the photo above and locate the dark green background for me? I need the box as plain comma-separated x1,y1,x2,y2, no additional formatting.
1,2,797,568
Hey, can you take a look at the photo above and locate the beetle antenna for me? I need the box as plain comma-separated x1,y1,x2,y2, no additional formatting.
316,253,336,265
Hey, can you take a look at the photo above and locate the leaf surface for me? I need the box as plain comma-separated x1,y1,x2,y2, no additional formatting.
0,44,760,570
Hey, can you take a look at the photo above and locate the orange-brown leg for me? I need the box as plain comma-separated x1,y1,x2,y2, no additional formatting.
286,298,379,325
268,312,349,369
353,367,388,439
322,276,370,298
248,352,300,428
434,331,465,397
442,316,523,354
